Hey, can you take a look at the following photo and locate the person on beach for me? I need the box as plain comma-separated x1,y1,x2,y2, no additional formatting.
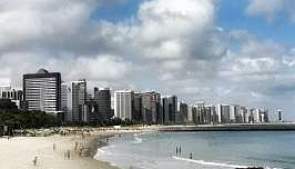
74,141,78,151
176,147,178,155
189,153,193,159
67,150,71,159
33,156,38,166
179,146,182,155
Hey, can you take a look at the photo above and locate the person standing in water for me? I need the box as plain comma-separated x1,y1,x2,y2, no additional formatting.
179,146,182,155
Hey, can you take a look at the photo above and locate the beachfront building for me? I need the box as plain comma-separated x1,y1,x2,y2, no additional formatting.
114,90,133,120
216,104,222,123
277,109,283,121
192,101,207,124
162,95,177,124
23,69,61,113
221,105,231,123
247,108,269,123
0,87,23,109
187,105,194,123
63,80,88,122
253,109,261,123
229,105,239,123
178,102,188,123
142,91,162,124
236,106,247,123
191,102,217,124
132,92,143,122
205,104,218,124
94,87,112,120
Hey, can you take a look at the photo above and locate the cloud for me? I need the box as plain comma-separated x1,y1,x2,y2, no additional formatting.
67,55,132,81
245,0,295,23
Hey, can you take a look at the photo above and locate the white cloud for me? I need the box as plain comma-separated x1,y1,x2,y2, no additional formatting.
246,0,283,22
246,0,295,23
69,55,132,81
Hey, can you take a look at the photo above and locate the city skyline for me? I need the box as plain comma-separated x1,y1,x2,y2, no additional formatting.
0,68,284,123
0,0,295,120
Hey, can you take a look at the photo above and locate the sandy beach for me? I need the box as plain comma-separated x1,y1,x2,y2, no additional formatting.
0,132,121,169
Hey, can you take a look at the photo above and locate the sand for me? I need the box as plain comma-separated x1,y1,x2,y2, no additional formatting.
0,134,120,169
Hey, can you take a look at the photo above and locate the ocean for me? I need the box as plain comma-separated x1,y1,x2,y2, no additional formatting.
94,131,295,169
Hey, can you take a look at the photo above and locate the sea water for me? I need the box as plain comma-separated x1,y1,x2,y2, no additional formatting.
95,131,295,169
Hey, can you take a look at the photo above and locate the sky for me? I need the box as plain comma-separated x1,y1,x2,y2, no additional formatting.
1,0,295,120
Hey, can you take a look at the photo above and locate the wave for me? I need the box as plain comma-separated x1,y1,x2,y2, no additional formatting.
172,156,284,169
95,148,105,157
133,134,143,144
173,156,249,168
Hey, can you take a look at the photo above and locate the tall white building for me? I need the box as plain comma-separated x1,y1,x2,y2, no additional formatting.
230,105,239,122
253,109,261,123
216,104,222,123
114,90,133,120
187,105,193,123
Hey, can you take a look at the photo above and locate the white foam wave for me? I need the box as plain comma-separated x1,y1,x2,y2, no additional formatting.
173,156,249,168
95,148,105,157
133,134,143,144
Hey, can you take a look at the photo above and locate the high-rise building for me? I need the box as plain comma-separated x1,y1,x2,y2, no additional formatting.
23,69,61,113
251,108,269,123
277,109,283,121
216,104,222,123
94,88,112,120
230,105,239,123
114,90,133,120
236,106,247,123
132,92,143,122
205,104,217,124
221,104,230,123
0,87,23,109
61,83,68,113
253,109,261,123
63,80,87,122
191,101,206,124
178,102,188,123
142,91,162,124
162,95,177,124
187,105,193,123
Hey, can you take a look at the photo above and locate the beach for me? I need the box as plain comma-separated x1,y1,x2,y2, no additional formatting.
0,131,121,169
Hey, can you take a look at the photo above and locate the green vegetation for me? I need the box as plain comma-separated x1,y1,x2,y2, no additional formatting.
0,99,142,130
0,111,60,129
0,99,59,129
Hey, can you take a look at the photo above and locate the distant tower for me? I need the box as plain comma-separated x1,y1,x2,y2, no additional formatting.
277,109,283,121
94,87,112,120
63,79,87,122
114,90,133,120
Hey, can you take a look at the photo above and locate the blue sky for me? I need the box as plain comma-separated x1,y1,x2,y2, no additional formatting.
91,0,142,23
217,0,295,46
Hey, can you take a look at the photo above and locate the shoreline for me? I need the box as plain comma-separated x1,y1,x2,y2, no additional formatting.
0,130,130,169
0,125,293,169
